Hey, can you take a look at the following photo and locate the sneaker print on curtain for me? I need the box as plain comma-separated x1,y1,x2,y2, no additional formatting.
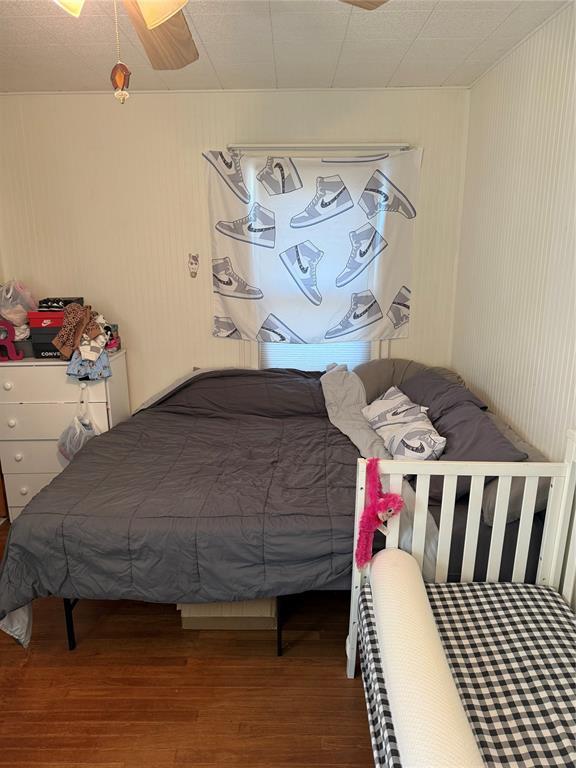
204,148,422,343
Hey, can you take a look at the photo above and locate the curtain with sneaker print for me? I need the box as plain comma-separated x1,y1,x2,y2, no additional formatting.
204,148,422,344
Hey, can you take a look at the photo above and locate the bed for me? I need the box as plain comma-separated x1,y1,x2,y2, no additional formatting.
347,452,576,767
0,363,552,647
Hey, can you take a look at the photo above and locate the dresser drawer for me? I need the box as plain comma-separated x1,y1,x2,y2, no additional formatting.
5,473,58,508
0,440,68,474
0,366,107,404
0,402,109,440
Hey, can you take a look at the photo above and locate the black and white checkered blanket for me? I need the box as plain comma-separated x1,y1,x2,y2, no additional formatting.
359,581,576,767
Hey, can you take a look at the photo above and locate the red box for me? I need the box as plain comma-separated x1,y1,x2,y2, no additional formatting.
28,310,64,329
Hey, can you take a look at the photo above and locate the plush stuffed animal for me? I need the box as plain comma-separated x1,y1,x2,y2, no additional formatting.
355,457,404,568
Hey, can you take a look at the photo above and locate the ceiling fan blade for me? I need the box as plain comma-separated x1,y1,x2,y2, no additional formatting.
123,0,199,70
339,0,390,9
136,0,189,30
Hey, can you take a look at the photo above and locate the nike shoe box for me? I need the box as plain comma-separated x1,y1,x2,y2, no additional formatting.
28,310,64,329
28,316,63,359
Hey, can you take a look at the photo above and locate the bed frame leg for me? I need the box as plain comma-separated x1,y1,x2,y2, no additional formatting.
276,596,283,657
63,598,78,651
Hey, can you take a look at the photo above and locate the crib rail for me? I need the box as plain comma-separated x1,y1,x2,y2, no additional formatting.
346,430,576,678
382,459,571,587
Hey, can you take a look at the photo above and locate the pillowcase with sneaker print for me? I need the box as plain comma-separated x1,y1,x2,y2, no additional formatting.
362,386,446,461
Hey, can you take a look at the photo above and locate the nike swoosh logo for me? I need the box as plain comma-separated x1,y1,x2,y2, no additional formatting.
295,246,308,274
262,327,286,342
393,301,410,310
366,187,389,202
401,439,426,454
390,406,414,417
274,162,286,193
353,300,377,320
320,187,346,208
219,152,234,170
214,274,233,286
358,231,377,258
247,223,274,233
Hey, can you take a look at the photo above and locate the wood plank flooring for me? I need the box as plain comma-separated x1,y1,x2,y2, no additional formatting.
0,523,373,768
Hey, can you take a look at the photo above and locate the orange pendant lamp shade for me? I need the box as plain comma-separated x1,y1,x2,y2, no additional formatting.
53,0,86,17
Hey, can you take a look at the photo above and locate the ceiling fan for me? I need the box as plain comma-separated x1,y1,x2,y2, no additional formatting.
55,0,389,72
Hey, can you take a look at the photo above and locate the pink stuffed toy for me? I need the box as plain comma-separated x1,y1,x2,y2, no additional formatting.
355,457,404,568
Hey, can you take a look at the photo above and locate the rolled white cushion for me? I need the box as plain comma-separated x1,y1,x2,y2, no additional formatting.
370,549,485,768
362,386,446,460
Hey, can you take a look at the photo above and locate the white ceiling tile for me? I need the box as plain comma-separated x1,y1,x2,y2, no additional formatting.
0,16,47,45
332,61,398,87
203,39,274,65
152,59,221,89
271,0,351,13
346,9,432,39
442,58,490,84
0,0,111,17
339,37,412,58
490,0,566,39
418,8,512,37
276,64,335,87
435,0,519,10
271,11,349,42
467,35,520,60
379,0,438,9
406,36,480,58
188,11,272,41
35,14,118,45
389,59,458,84
216,61,276,87
186,1,271,16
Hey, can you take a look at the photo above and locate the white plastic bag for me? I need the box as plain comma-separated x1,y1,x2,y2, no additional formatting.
0,280,37,326
58,386,101,461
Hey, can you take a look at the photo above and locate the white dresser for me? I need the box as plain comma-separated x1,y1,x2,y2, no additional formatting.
0,350,130,522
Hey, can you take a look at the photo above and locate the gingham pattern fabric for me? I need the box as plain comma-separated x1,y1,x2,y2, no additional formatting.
359,582,576,768
358,588,401,768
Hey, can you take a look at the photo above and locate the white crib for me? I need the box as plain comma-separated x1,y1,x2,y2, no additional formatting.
346,430,576,768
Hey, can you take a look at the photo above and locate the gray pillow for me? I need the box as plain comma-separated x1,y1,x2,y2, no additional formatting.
481,413,550,525
428,402,528,502
400,370,486,422
354,358,462,404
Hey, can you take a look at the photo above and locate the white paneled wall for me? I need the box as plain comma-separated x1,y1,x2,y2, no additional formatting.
452,6,575,460
0,89,468,408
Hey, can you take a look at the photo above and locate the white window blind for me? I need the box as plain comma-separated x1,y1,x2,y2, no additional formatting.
259,342,371,371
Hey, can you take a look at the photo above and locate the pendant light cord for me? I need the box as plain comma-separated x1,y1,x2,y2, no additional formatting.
113,0,121,63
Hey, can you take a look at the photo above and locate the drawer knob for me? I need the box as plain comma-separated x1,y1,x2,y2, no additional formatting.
14,453,23,462
7,418,16,428
3,382,13,391
20,487,29,496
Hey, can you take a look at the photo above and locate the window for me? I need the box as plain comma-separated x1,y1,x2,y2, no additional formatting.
259,341,371,371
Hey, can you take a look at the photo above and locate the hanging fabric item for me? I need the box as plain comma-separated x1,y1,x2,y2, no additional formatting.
204,148,422,344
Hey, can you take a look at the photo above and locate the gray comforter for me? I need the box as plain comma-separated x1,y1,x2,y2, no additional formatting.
0,369,362,627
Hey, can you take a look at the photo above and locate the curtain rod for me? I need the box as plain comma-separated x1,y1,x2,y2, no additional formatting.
227,143,411,153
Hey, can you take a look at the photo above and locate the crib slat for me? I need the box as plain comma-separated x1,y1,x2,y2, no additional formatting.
512,476,540,582
412,475,430,568
386,473,403,548
537,475,566,586
435,475,458,582
461,475,485,582
486,476,512,581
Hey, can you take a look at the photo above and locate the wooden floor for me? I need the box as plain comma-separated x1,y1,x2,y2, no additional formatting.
0,522,374,768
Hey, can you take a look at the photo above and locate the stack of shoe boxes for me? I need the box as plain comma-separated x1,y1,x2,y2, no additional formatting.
28,297,83,359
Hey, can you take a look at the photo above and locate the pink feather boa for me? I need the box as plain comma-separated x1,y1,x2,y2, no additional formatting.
355,458,404,569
